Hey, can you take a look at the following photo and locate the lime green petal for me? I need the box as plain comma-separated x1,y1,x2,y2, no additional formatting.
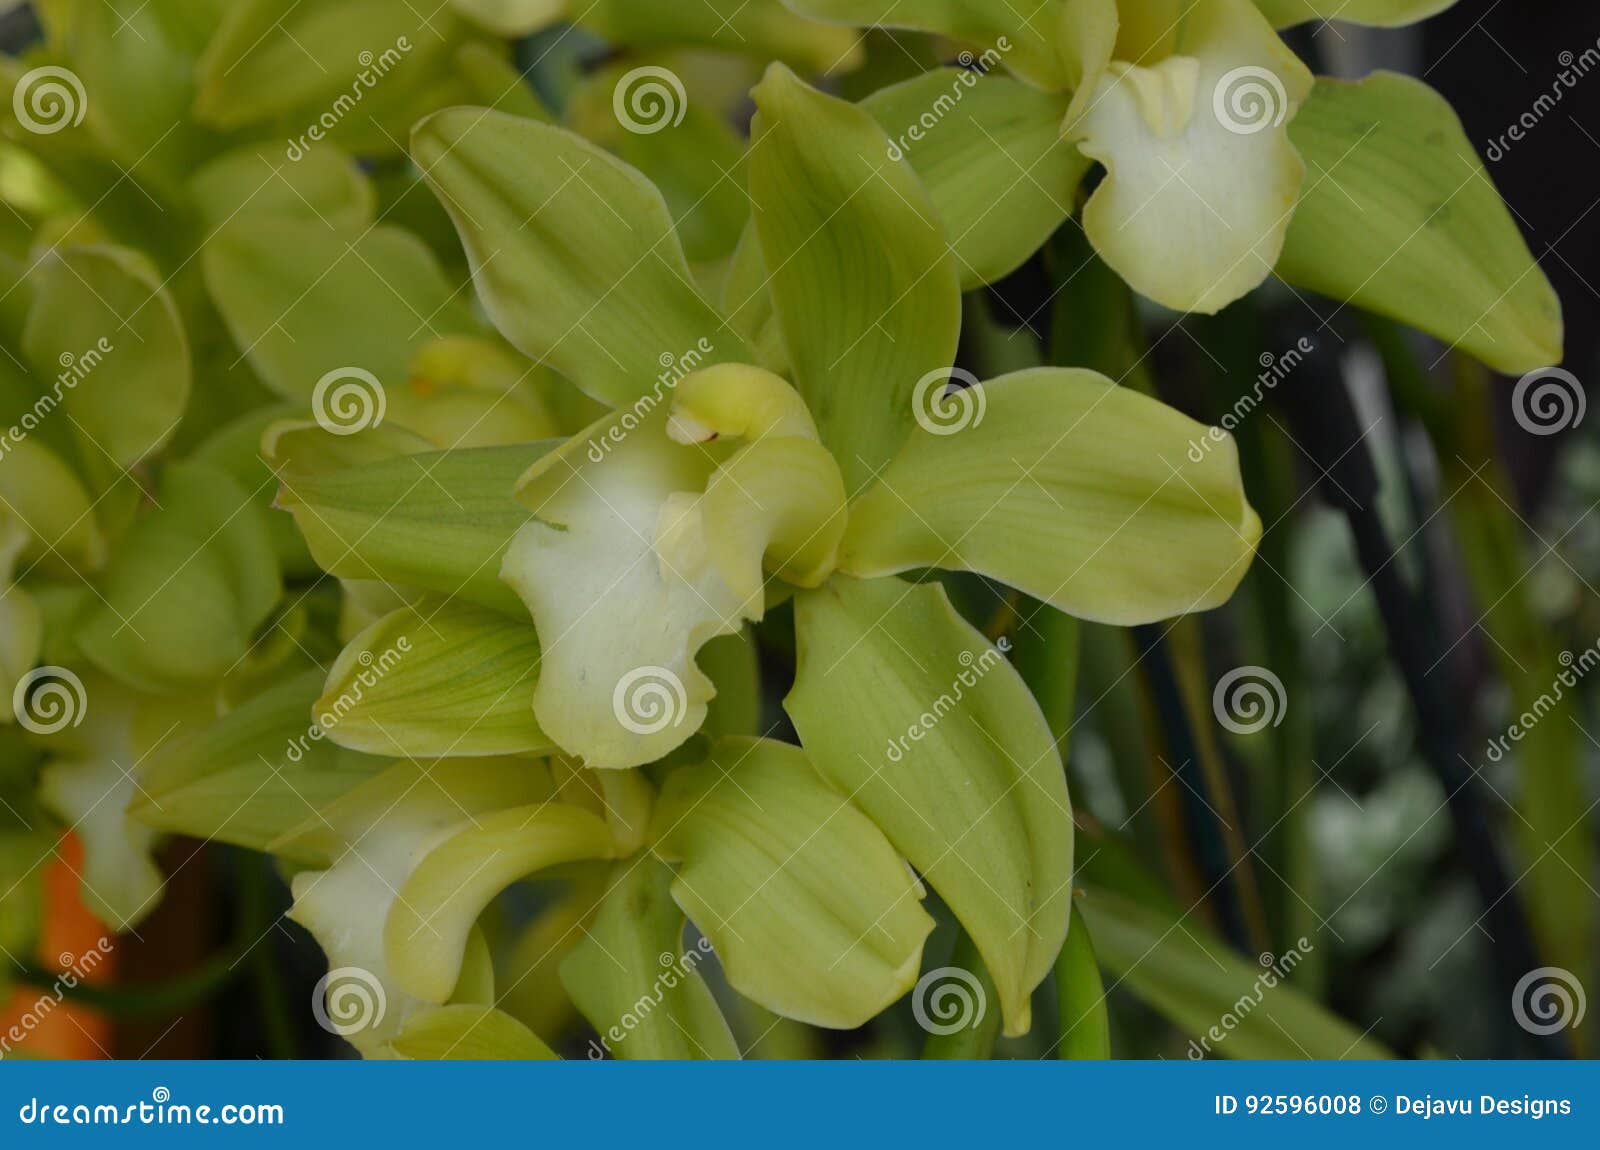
749,64,961,491
266,424,548,616
411,108,745,410
194,0,462,130
1254,0,1458,27
567,61,751,266
1114,0,1181,62
204,218,474,401
559,858,740,1060
1278,72,1562,373
783,0,1070,89
786,577,1072,1036
389,1004,559,1059
386,803,616,1003
132,669,388,863
580,0,865,73
316,599,553,759
503,414,749,769
863,68,1091,289
0,439,106,574
1058,0,1118,130
451,0,564,36
76,462,280,693
653,736,934,1029
22,244,189,470
842,368,1261,624
1071,0,1313,313
190,144,375,233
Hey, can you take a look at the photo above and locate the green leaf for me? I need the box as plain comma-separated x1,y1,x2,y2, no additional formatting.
1078,885,1392,1059
1279,72,1562,373
411,108,745,409
748,65,961,491
131,669,388,862
204,218,474,400
782,0,1069,88
316,599,552,759
76,462,280,692
190,144,376,233
386,803,616,1003
786,576,1072,1035
579,0,866,72
1255,0,1458,26
23,244,190,470
862,69,1090,289
653,736,934,1028
560,859,740,1060
266,425,547,616
389,1004,558,1059
843,369,1261,626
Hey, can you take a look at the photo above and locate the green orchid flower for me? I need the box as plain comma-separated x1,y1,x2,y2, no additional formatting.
776,0,1561,370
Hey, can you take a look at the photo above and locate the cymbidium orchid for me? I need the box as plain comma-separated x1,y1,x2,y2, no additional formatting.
0,0,1564,1061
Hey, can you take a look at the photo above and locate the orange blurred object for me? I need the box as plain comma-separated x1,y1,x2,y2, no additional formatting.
0,832,117,1059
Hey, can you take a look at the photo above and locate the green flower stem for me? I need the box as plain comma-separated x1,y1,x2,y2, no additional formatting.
1055,904,1110,1059
921,929,1001,1060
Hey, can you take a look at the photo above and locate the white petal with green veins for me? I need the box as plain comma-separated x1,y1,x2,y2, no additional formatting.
1070,0,1312,314
786,576,1072,1036
653,736,934,1029
504,411,749,769
842,368,1261,625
